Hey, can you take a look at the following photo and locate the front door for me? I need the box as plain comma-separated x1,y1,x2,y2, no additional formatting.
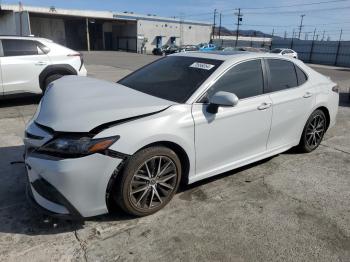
192,59,273,179
1,39,51,94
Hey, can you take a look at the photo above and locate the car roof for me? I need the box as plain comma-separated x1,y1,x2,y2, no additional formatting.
171,51,295,62
0,35,52,42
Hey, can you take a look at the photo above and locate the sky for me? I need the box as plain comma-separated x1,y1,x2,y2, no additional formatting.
4,0,350,40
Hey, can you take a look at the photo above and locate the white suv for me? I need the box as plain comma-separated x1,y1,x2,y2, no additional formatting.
0,36,87,96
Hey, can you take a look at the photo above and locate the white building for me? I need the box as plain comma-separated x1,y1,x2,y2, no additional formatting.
0,4,212,53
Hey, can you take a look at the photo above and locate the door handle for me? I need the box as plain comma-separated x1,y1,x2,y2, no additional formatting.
35,61,47,66
303,92,313,98
257,102,272,110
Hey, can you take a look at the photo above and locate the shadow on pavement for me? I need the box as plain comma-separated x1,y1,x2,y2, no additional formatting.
0,94,41,108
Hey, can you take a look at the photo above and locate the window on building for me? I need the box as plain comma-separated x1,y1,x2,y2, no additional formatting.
207,60,264,100
2,39,39,57
266,59,298,92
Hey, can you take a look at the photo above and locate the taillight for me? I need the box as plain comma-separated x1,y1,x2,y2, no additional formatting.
67,53,84,71
332,85,339,93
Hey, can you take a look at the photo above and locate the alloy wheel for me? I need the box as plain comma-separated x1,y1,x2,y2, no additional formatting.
305,114,326,149
129,156,178,210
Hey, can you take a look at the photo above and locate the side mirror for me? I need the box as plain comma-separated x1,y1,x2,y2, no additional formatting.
207,91,239,114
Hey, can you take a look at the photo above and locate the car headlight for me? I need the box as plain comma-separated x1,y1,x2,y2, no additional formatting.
37,136,120,157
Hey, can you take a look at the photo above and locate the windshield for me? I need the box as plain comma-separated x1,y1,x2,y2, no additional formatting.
118,56,223,103
271,48,282,53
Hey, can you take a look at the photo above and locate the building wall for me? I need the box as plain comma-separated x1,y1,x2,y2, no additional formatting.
111,22,137,51
0,11,31,36
182,23,211,46
0,11,17,34
137,19,211,53
30,16,66,45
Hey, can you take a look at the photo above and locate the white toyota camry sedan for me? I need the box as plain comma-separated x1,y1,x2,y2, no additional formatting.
24,51,339,218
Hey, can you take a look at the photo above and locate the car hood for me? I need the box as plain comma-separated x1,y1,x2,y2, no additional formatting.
35,76,175,132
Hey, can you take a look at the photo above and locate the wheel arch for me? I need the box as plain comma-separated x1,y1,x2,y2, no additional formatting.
315,106,331,130
105,140,191,213
39,64,77,90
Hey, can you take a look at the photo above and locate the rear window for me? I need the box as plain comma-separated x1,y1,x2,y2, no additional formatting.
118,56,223,103
295,65,308,85
267,59,298,92
2,39,40,56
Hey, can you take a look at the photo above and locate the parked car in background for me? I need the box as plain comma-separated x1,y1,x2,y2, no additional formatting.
199,43,217,51
179,45,198,52
152,44,179,56
271,48,298,59
0,36,87,96
24,52,338,218
223,46,268,53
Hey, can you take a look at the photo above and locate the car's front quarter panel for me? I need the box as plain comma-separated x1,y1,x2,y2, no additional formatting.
95,104,196,179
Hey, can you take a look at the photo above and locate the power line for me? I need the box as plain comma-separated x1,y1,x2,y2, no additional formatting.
182,0,350,18
242,5,350,15
238,0,349,10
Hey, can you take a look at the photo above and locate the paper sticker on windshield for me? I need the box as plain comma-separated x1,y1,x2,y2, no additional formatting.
190,62,215,70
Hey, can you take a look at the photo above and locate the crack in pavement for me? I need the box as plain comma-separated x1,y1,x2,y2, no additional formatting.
320,143,350,155
74,230,88,262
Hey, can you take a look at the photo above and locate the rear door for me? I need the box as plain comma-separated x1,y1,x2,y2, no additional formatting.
1,39,51,94
265,58,315,150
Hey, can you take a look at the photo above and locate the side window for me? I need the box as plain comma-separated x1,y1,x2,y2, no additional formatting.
208,60,264,100
267,59,298,92
2,39,39,57
295,65,307,85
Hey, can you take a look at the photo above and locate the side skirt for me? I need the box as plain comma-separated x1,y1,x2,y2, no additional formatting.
188,142,298,184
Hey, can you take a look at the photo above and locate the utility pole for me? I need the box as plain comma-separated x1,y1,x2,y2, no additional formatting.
19,1,23,36
211,9,217,42
86,18,90,52
218,13,222,39
291,29,295,49
284,31,287,40
298,14,305,39
335,29,343,66
270,28,274,50
309,28,316,62
321,30,325,41
234,8,243,47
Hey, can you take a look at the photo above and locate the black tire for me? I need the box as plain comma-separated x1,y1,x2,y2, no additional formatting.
298,109,327,153
43,74,63,92
115,146,181,216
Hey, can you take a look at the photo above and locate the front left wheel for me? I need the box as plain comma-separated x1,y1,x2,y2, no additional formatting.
115,146,182,216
